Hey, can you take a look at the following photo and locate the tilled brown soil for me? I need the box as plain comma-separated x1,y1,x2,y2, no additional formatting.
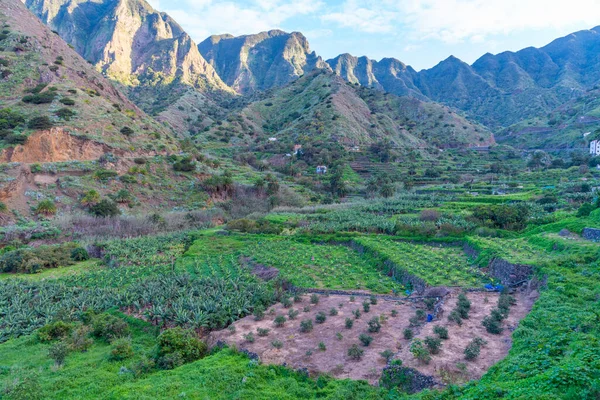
211,289,535,385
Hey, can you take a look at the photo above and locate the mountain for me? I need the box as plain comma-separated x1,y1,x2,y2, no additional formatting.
199,30,329,94
199,70,493,155
330,27,600,131
23,0,235,133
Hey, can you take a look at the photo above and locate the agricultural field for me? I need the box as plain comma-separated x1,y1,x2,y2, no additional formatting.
354,237,485,287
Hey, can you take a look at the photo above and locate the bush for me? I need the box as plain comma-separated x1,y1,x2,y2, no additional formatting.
173,157,196,172
367,316,381,333
483,315,503,334
89,199,121,218
456,293,471,319
352,309,361,319
22,91,56,104
253,307,265,321
71,247,89,262
300,319,313,333
59,97,75,106
274,315,286,327
68,325,93,352
345,318,354,329
37,321,73,343
359,333,373,346
48,341,69,367
120,126,134,136
271,340,283,349
380,349,394,362
315,311,326,324
348,344,364,360
0,108,25,129
310,294,319,304
464,337,487,361
370,295,378,305
156,327,207,369
109,338,134,361
27,116,53,130
410,339,431,364
34,200,57,216
403,328,414,340
318,342,326,351
362,301,370,313
329,307,338,316
288,309,299,320
91,314,130,342
257,328,270,337
94,169,118,182
448,310,463,326
424,336,442,354
433,326,449,340
243,332,255,343
4,133,27,145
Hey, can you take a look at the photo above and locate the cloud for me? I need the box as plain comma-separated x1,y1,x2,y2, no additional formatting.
322,0,600,43
159,0,323,42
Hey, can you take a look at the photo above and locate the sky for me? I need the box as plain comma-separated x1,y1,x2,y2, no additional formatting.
146,0,600,71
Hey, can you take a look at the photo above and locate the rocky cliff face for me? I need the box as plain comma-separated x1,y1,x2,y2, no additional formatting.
199,30,329,94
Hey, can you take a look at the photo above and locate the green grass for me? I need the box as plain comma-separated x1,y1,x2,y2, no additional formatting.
355,237,485,287
0,260,98,281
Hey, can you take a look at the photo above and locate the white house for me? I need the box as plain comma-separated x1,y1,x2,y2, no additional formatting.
591,140,600,156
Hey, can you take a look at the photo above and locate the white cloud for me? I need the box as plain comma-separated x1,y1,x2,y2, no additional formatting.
159,0,323,42
322,0,600,43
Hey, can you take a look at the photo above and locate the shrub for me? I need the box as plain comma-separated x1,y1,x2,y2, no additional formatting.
448,310,463,326
329,307,338,316
348,344,364,360
433,326,449,340
94,169,118,182
156,327,207,368
37,321,73,343
48,341,69,367
71,247,89,262
424,336,442,354
336,332,343,341
89,199,120,218
80,190,101,207
359,333,373,346
173,157,196,172
244,332,255,343
293,293,303,303
288,309,299,320
483,315,503,334
274,315,286,327
109,338,134,361
345,318,354,329
0,108,25,129
456,293,471,319
253,307,265,321
55,108,76,120
367,316,381,333
300,319,313,333
318,342,327,351
281,297,292,308
403,328,414,340
370,295,378,305
22,91,56,104
34,200,57,216
68,325,93,352
362,301,371,313
257,328,270,337
391,310,398,317
120,126,134,136
112,189,132,204
315,312,327,324
464,338,487,361
91,314,130,342
380,349,394,362
59,97,75,106
310,294,319,304
410,339,431,364
352,309,361,319
27,116,53,130
271,340,283,349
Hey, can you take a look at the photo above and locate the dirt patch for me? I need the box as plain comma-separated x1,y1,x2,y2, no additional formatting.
212,289,534,388
0,129,111,163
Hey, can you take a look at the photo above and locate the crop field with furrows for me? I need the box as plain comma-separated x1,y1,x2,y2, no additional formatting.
244,239,404,293
354,237,485,287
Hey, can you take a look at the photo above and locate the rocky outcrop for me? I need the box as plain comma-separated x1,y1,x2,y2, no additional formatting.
199,30,330,94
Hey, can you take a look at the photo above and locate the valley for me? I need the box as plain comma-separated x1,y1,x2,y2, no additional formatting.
0,0,599,398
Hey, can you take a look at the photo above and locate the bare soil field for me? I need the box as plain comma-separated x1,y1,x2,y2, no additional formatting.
211,289,536,386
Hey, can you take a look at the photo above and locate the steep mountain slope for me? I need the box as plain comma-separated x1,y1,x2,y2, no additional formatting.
330,26,600,131
199,30,329,94
200,70,493,154
24,0,235,133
